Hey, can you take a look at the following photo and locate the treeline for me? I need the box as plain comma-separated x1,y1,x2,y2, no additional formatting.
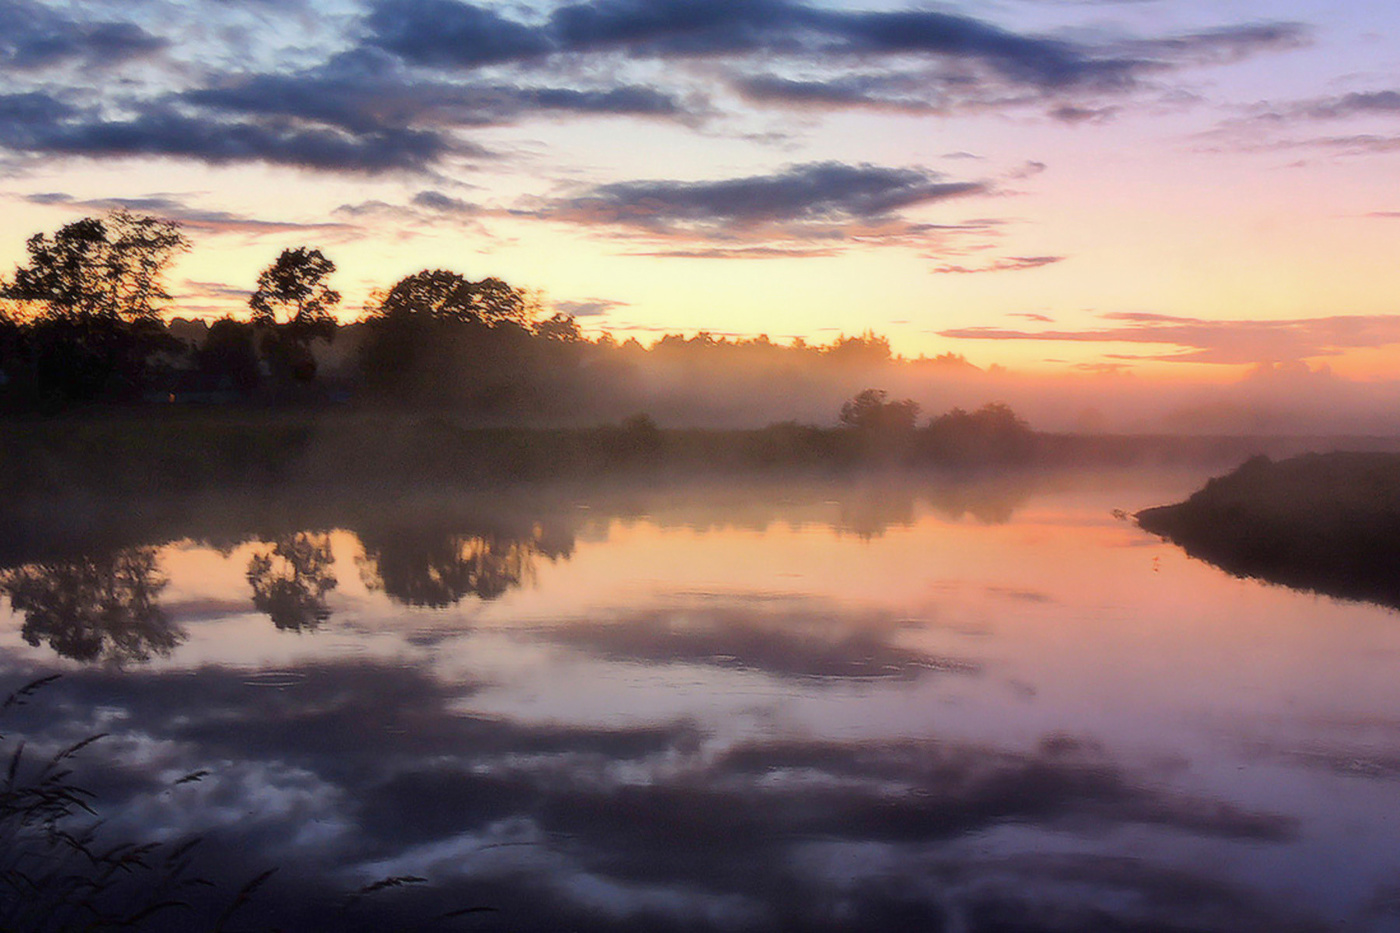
0,211,979,423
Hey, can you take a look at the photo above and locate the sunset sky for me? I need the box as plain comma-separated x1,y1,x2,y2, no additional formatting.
1,0,1398,379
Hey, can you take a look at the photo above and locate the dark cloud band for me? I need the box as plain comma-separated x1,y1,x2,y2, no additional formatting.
535,161,983,232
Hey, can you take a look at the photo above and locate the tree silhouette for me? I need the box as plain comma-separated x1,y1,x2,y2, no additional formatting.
195,317,260,393
0,212,188,403
921,402,1035,464
0,548,180,663
249,248,339,384
373,269,533,327
249,248,340,332
534,312,583,342
2,212,188,322
358,269,541,405
246,533,338,631
839,388,920,433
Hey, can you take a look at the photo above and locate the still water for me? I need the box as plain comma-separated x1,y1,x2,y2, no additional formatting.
2,471,1399,931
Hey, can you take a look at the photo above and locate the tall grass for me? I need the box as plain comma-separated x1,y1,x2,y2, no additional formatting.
0,676,495,931
0,675,236,932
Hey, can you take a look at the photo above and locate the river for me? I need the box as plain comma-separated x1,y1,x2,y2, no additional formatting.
2,469,1397,931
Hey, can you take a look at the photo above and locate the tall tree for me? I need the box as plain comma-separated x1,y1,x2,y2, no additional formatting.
249,247,340,337
0,212,187,403
372,269,533,326
2,211,188,322
359,269,537,403
249,247,340,385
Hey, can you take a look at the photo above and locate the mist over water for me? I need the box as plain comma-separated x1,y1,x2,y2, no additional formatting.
3,470,1399,931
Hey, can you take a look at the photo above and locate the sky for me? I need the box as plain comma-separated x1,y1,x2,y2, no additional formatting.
1,0,1398,383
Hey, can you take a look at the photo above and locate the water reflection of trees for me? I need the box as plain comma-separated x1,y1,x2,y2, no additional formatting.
0,548,179,663
246,533,338,630
357,523,574,608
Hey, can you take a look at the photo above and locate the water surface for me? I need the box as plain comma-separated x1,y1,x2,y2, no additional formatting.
3,471,1398,931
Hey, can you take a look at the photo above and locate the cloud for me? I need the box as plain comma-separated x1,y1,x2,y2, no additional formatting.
0,101,456,173
730,72,943,113
940,311,1400,364
364,0,1304,102
1284,89,1400,121
624,245,843,259
0,90,79,135
179,280,252,301
332,189,495,236
527,161,986,254
409,189,481,216
553,297,628,317
1212,132,1400,159
185,49,694,137
540,595,978,682
932,255,1063,274
365,0,555,69
170,279,254,316
1048,103,1118,123
22,192,358,236
0,1,1311,178
0,0,167,71
1117,22,1307,67
1204,87,1400,157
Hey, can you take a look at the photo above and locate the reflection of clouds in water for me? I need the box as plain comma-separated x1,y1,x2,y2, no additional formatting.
538,593,979,682
110,757,355,855
0,661,1310,931
1234,718,1400,782
922,852,1316,932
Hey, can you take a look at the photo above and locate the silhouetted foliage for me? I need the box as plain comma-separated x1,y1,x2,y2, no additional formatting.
836,388,921,462
250,248,339,386
373,269,533,327
193,317,260,394
247,533,338,630
839,388,920,433
825,331,893,366
357,269,546,408
0,213,188,405
920,402,1036,465
2,212,188,323
535,312,583,342
249,248,340,334
0,214,1057,471
0,548,180,663
0,677,230,932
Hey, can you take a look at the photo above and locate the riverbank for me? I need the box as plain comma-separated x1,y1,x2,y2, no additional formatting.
5,409,1397,499
1137,451,1400,609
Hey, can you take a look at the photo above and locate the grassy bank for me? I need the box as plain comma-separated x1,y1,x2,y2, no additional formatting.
1137,451,1400,609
